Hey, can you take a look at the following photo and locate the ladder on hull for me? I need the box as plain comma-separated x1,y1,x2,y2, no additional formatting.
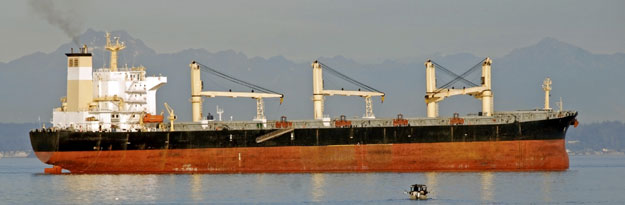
255,128,295,143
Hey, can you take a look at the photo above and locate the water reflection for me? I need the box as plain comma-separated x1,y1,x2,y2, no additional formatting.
542,172,552,202
256,173,265,185
425,172,437,198
481,172,494,202
311,173,325,202
63,174,158,203
191,174,203,201
5,156,624,204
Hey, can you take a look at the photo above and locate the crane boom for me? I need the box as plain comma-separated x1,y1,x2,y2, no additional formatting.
190,61,284,122
424,58,493,118
319,90,384,98
311,61,385,120
426,87,488,103
199,91,282,99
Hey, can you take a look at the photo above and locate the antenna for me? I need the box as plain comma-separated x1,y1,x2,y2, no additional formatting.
216,105,224,121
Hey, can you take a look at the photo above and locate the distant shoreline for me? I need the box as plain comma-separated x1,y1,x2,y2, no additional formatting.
568,151,625,156
0,151,32,158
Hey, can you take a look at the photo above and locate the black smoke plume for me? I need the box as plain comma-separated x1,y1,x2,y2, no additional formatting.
28,0,84,46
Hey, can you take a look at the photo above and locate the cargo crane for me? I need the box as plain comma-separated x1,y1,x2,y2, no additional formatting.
189,61,284,123
311,61,385,120
424,58,493,117
164,102,176,131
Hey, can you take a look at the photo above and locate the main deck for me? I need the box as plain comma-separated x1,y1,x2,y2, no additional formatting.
171,110,577,131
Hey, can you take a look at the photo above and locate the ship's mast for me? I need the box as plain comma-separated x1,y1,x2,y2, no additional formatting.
542,77,552,110
216,105,224,121
105,32,126,72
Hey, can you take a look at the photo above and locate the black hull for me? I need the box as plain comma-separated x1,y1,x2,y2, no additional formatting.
31,115,577,152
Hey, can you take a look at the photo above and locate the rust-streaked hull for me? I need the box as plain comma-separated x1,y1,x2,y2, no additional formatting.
34,139,568,173
31,114,576,173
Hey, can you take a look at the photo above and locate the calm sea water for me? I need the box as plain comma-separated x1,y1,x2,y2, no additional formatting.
0,155,623,204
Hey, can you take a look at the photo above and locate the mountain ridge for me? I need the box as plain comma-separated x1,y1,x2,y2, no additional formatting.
1,29,623,123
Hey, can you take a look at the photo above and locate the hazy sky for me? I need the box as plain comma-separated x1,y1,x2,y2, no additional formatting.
1,0,624,63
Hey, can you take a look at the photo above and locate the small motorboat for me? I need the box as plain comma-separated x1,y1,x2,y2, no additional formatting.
406,184,429,200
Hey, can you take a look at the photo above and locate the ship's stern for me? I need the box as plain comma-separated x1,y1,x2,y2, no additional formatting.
29,130,59,164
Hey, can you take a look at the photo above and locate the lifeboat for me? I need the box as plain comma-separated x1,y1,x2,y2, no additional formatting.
143,114,164,123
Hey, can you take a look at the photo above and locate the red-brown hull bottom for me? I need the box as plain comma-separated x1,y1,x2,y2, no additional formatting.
35,139,568,174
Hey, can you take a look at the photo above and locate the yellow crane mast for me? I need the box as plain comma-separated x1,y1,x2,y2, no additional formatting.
164,102,176,131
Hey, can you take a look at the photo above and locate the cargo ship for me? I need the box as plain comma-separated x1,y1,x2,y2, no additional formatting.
30,34,578,174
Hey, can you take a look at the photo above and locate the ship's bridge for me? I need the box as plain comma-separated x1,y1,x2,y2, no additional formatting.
52,33,167,132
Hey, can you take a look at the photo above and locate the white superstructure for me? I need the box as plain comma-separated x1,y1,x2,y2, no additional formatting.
52,33,167,131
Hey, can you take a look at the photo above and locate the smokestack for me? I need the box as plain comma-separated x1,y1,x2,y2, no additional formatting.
65,47,93,112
